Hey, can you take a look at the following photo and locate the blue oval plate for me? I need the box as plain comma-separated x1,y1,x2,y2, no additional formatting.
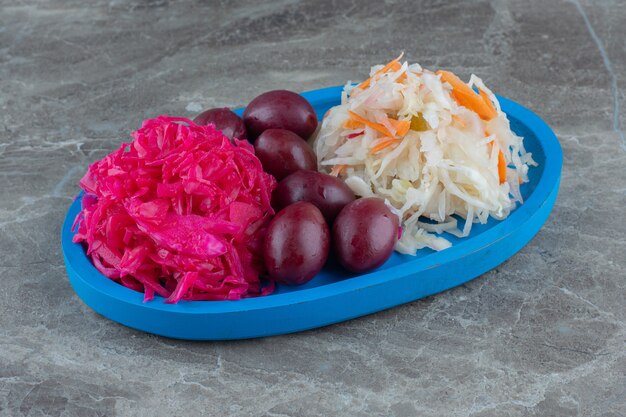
62,86,562,340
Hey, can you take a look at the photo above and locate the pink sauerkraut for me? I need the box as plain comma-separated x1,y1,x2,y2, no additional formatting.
73,116,277,303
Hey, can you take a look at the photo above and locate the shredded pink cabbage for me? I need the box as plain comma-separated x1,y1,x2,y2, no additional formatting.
73,116,277,303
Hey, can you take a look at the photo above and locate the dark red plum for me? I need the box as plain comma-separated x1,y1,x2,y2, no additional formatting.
193,107,247,141
333,198,398,273
254,128,317,180
273,170,356,223
243,90,318,139
264,202,330,285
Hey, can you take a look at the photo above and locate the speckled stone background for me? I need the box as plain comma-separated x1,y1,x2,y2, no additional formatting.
1,0,625,416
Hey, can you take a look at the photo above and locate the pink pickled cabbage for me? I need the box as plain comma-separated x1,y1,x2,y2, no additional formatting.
73,116,277,303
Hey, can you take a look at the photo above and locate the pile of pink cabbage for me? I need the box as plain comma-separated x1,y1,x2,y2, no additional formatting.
73,116,277,303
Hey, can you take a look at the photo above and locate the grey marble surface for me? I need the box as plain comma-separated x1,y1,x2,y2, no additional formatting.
1,0,625,416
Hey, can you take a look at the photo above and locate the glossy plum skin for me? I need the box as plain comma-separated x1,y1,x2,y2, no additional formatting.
273,170,356,223
332,198,399,273
193,107,248,141
254,129,317,180
243,90,318,140
264,202,330,285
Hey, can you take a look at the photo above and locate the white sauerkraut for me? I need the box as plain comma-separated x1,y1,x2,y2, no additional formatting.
313,57,537,255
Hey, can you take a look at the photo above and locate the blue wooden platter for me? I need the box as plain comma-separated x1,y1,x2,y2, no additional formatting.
61,86,562,340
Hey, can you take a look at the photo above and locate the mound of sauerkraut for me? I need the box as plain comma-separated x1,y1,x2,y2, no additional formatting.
313,56,537,254
73,116,277,303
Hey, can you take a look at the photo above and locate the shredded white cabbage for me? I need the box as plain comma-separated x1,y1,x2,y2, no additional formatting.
313,58,537,255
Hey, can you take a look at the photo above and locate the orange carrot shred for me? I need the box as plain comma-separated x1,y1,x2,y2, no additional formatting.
437,70,497,120
479,89,497,116
388,61,402,72
347,110,393,137
388,118,411,137
342,118,363,130
370,138,398,154
330,164,346,177
396,120,411,137
498,151,507,184
356,53,404,91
